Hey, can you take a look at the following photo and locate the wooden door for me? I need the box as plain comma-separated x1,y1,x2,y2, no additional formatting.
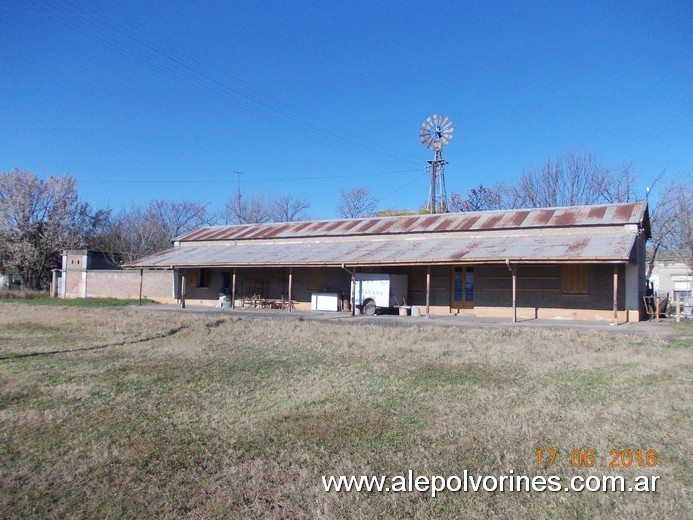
451,266,474,311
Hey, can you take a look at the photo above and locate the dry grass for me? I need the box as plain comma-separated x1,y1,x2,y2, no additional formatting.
0,305,691,519
0,294,159,306
0,289,48,300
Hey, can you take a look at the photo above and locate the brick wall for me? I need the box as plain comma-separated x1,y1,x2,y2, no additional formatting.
59,270,174,301
64,271,82,297
475,263,627,311
86,270,173,300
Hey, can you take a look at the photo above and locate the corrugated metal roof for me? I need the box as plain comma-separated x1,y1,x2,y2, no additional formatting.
175,201,648,242
127,229,638,268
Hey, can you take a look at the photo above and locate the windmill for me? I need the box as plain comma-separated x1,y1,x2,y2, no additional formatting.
420,114,454,213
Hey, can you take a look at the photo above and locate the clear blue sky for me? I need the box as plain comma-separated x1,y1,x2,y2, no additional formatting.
1,0,691,219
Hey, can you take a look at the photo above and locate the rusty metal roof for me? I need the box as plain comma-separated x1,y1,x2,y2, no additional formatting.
127,228,639,268
175,201,648,242
126,202,648,269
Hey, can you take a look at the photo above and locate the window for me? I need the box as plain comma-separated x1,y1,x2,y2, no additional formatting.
307,268,325,292
188,269,210,288
562,265,588,295
408,268,424,293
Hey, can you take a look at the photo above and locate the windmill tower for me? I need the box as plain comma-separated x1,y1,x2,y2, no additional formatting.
419,114,454,213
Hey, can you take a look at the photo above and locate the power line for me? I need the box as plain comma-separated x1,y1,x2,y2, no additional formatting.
25,0,421,169
77,169,422,184
377,172,429,204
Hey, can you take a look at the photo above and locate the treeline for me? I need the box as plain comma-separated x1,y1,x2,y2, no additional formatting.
447,150,692,277
0,168,313,289
449,150,640,211
1,149,691,290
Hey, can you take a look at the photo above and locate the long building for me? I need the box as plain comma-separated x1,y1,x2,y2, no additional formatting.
126,201,651,322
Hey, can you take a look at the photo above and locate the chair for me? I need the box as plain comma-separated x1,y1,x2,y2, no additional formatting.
658,296,669,317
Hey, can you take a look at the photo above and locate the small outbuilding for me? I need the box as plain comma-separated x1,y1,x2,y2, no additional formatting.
126,201,651,322
56,250,175,303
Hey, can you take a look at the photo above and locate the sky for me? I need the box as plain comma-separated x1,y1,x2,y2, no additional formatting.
1,0,691,220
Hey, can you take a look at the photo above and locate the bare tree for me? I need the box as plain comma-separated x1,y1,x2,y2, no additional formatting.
218,193,310,225
336,187,377,219
220,195,272,225
270,194,310,222
96,205,162,264
647,176,693,276
0,169,103,289
511,150,607,208
141,200,209,241
450,183,508,212
602,163,639,204
96,200,209,263
673,175,693,269
509,150,651,209
674,175,693,269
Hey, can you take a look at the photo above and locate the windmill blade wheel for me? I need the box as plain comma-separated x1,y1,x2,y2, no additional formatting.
420,113,454,150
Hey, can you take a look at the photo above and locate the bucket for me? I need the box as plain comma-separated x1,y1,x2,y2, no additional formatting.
411,306,421,317
399,306,410,316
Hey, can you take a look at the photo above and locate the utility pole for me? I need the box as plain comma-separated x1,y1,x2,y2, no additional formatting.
233,170,245,223
233,171,245,209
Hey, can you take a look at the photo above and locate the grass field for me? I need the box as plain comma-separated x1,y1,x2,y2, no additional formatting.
0,292,159,307
0,305,691,519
